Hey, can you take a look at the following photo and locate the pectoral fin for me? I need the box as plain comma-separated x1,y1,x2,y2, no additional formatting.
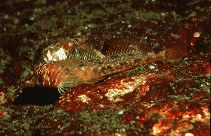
57,80,72,94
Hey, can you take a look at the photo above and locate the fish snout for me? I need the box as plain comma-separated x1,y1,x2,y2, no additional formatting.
24,71,37,87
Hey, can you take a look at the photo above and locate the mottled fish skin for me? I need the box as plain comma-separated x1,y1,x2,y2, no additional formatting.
30,51,166,94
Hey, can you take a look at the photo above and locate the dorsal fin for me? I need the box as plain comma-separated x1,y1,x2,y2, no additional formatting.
102,38,141,56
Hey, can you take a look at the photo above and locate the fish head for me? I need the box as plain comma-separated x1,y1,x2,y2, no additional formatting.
25,62,64,88
25,63,48,87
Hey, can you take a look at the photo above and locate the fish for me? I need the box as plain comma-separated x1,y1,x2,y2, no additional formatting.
27,51,166,94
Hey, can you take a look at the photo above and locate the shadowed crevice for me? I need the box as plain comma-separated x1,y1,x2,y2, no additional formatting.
13,87,60,105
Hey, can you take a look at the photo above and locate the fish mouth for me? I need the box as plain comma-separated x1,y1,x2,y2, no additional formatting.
25,80,34,87
24,71,37,87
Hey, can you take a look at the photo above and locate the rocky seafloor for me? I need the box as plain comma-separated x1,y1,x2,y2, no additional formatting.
0,0,210,135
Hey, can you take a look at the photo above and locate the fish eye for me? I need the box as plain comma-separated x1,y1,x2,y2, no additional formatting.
38,69,43,74
35,62,46,75
35,67,43,75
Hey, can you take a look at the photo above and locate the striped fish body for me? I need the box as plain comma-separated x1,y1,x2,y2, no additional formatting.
31,51,166,94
